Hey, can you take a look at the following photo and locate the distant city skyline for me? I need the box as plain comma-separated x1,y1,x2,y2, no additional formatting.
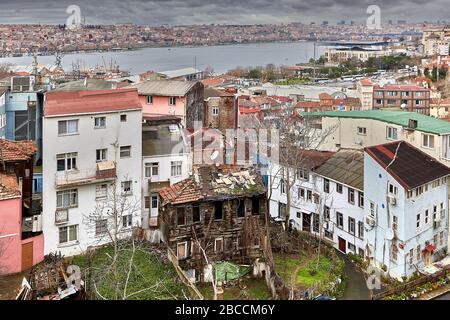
0,0,448,26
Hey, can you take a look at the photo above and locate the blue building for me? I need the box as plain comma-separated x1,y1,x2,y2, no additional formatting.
5,76,44,165
0,89,6,139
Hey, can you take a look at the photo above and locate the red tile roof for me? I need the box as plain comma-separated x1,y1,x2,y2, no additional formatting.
0,139,36,162
359,78,373,86
159,178,203,205
365,141,450,190
44,88,142,117
0,173,21,200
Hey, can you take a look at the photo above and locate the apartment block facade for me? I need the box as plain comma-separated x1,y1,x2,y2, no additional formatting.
42,89,142,256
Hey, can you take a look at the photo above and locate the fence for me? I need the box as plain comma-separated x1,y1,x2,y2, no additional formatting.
372,266,450,300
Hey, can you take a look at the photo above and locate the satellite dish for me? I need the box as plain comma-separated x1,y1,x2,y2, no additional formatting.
386,229,394,241
210,150,219,160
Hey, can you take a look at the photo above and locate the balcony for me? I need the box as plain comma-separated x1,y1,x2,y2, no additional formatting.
55,161,116,188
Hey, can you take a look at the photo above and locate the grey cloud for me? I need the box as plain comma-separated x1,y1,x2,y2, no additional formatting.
0,0,446,25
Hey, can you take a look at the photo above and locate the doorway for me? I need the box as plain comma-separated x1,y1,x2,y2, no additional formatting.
338,237,346,253
302,213,311,232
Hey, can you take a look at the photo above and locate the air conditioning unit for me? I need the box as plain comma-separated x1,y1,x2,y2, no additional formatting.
366,216,376,227
32,215,42,232
387,195,397,206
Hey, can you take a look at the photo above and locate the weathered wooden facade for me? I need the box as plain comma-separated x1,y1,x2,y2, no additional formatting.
159,166,267,278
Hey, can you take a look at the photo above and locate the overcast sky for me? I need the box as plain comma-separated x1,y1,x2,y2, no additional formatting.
0,0,446,25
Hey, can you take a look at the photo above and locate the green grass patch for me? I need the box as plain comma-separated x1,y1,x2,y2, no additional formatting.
70,243,187,300
198,277,271,300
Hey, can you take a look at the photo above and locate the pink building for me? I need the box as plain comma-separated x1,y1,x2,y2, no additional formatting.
131,80,204,128
0,140,44,275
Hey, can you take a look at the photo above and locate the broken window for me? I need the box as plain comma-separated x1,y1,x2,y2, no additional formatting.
214,202,223,220
237,200,245,218
177,242,188,260
251,197,260,215
278,202,287,219
215,237,223,253
95,219,108,236
313,213,319,232
177,207,186,226
192,206,200,222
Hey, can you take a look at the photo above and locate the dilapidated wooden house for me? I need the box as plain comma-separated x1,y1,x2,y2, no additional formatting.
159,165,267,279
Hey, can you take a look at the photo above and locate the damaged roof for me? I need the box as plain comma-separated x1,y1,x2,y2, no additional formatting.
159,166,266,206
365,141,450,190
315,149,364,191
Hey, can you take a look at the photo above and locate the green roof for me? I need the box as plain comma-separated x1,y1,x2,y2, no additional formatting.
303,110,450,135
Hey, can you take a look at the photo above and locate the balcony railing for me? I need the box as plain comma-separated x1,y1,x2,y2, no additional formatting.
55,161,116,188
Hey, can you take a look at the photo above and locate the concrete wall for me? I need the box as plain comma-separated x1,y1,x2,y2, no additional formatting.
0,197,22,274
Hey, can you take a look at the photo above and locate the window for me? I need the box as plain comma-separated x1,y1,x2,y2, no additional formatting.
348,217,355,235
357,127,367,135
358,221,364,238
58,120,78,135
324,230,333,240
425,210,429,224
193,206,200,222
358,192,364,208
388,183,398,195
386,126,398,140
212,107,219,115
177,207,186,226
57,153,77,171
422,134,435,148
324,205,330,220
95,184,108,200
120,146,131,158
440,202,445,219
313,213,320,233
95,219,108,236
59,225,78,244
280,179,286,194
323,178,330,193
391,243,398,261
387,91,397,96
94,117,106,129
336,212,343,229
348,243,356,252
144,196,150,209
147,95,153,104
214,237,223,253
296,169,309,180
416,245,421,261
348,188,355,204
409,249,414,265
336,183,343,194
121,181,132,195
145,162,159,178
298,188,305,199
237,200,245,218
214,202,223,220
278,202,287,219
120,114,127,122
401,91,410,97
177,242,188,259
169,97,176,106
151,195,158,209
56,189,78,208
171,161,182,177
122,215,132,228
416,213,421,229
307,190,312,202
393,216,398,232
252,197,260,215
440,231,445,246
96,148,107,162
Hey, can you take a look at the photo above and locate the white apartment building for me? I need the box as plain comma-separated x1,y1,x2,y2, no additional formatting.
42,89,143,256
364,141,450,279
141,116,190,233
306,110,450,167
268,149,366,256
